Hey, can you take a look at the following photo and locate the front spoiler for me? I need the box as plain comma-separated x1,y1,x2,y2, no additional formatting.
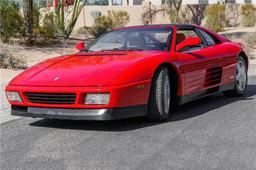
11,105,147,121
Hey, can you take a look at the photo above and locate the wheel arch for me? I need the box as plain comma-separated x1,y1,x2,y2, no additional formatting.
239,51,249,68
152,62,182,105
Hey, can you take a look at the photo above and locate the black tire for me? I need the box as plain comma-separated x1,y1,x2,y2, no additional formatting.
147,66,174,121
223,56,248,97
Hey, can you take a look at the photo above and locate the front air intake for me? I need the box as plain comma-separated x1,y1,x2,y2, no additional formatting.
24,92,76,104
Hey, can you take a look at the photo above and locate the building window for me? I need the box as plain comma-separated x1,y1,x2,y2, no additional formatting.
225,0,236,3
133,0,142,5
199,0,208,4
244,0,251,3
112,0,123,5
86,0,109,5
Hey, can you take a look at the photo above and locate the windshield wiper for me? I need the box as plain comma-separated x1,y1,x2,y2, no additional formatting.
123,47,144,51
100,49,116,52
80,48,92,52
100,47,144,52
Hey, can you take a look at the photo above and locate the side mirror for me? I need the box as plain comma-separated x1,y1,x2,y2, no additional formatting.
75,41,85,51
176,37,201,52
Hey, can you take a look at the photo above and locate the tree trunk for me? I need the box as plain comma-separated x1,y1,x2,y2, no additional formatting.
24,0,34,44
187,4,207,25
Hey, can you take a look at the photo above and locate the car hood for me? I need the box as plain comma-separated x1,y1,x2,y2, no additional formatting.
9,51,159,87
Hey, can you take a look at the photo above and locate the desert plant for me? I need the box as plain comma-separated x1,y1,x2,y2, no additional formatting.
94,15,114,28
241,4,256,27
205,4,225,32
177,6,194,24
87,25,108,38
0,42,27,69
33,4,41,30
88,10,130,38
187,4,208,25
0,0,23,43
31,4,42,39
165,0,183,23
55,0,86,39
88,15,113,38
141,2,165,25
76,26,88,35
41,12,56,39
107,10,130,28
225,4,239,27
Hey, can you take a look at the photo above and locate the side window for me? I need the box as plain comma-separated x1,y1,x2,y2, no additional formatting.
176,29,204,52
197,29,216,46
176,30,200,41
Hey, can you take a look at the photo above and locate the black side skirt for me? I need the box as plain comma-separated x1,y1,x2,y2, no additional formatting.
178,82,235,105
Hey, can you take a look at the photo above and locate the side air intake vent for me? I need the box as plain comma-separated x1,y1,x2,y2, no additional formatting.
204,67,222,87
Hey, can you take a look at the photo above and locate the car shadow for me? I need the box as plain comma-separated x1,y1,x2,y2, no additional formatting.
29,84,256,132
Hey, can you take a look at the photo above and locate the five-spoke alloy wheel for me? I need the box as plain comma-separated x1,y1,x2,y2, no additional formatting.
224,56,248,96
148,67,173,121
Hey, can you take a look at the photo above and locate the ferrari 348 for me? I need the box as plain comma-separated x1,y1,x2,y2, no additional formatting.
5,24,248,121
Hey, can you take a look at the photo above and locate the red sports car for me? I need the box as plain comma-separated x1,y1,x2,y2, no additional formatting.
5,24,248,121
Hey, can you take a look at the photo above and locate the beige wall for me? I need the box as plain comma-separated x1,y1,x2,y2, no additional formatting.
74,5,170,31
74,6,143,30
73,4,256,32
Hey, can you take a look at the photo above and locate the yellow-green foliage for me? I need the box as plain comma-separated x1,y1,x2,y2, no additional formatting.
89,10,130,38
41,13,56,39
241,4,256,27
0,0,23,43
205,4,225,32
31,4,42,38
76,27,88,35
107,10,130,28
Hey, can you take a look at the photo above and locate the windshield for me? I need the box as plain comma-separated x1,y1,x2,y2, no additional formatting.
86,27,173,52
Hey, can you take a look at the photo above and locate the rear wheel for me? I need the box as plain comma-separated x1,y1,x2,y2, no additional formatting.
147,67,172,121
224,56,247,96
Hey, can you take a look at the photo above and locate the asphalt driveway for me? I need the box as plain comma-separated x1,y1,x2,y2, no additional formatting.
1,65,256,170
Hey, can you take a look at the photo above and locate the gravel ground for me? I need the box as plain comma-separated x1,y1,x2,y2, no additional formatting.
0,64,255,170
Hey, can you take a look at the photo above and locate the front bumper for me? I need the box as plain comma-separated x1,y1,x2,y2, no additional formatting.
11,105,147,120
6,80,151,109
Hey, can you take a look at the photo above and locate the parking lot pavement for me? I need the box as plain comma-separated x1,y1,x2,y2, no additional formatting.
248,61,256,76
0,64,256,170
0,69,22,124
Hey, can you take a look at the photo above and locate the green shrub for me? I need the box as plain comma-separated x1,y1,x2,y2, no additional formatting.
107,10,130,28
41,13,56,39
94,15,114,28
33,4,41,33
241,4,256,27
0,0,23,43
205,4,226,32
88,25,108,38
76,26,89,35
88,10,130,38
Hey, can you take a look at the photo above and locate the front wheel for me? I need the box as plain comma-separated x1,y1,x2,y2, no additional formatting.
224,56,248,97
147,67,172,121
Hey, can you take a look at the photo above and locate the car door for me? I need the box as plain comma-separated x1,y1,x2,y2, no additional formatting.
176,28,222,96
196,28,237,88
